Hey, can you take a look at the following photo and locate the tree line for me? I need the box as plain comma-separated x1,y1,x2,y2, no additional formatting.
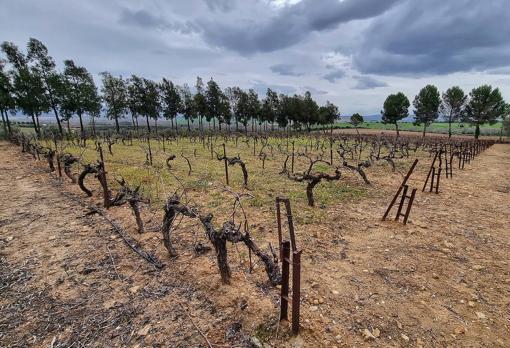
0,38,339,137
1,38,509,139
381,85,509,139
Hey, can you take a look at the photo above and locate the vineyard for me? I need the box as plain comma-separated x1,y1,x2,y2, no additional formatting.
1,128,509,347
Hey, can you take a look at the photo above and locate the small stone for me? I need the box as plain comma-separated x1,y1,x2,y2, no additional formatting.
363,329,375,340
454,326,466,335
401,334,409,342
468,301,476,307
318,297,325,304
249,337,263,348
103,300,116,309
475,312,486,319
137,324,151,336
372,328,380,338
5,236,13,242
129,286,141,294
313,299,319,305
309,306,319,312
472,265,484,271
432,273,439,279
335,335,342,343
331,290,339,295
48,235,56,241
396,321,403,329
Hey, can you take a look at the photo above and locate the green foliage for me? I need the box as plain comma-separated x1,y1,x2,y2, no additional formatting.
413,84,441,135
350,113,363,127
381,92,410,135
160,78,182,128
100,72,127,133
463,85,506,138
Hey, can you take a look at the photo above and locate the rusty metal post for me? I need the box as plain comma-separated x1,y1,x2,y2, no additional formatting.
223,143,229,185
422,151,439,192
280,241,290,321
291,250,302,335
435,168,441,194
395,185,409,221
276,199,283,259
383,159,418,220
291,141,295,173
429,167,435,192
403,188,416,225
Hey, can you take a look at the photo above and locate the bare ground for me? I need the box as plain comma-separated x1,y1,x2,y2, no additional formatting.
1,141,509,347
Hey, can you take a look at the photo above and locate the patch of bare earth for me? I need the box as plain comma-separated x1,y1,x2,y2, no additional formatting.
1,141,509,347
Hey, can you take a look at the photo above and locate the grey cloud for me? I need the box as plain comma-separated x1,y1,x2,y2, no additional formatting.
352,76,387,90
200,0,402,54
251,81,296,96
203,0,236,12
352,0,510,75
119,8,199,34
302,86,328,95
323,69,345,83
270,63,303,76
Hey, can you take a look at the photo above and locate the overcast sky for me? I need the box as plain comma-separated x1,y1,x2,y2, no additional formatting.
2,0,510,115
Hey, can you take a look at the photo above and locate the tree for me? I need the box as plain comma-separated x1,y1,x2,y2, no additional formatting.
27,38,64,135
440,86,467,138
318,101,339,132
261,88,279,131
179,83,195,131
100,72,127,134
232,88,249,132
0,60,15,135
350,113,364,136
246,89,260,132
381,92,410,137
500,103,510,140
302,91,319,132
463,85,506,139
194,77,207,131
127,75,144,132
205,78,222,130
1,41,48,136
140,78,161,134
160,78,182,131
62,59,99,136
413,85,441,137
277,94,291,129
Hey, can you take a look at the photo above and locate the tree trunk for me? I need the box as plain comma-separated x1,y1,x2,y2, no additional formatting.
51,105,63,135
78,112,84,135
422,124,427,137
4,110,12,135
30,113,40,136
395,122,400,138
448,114,453,139
187,118,190,131
145,115,151,133
114,117,120,134
475,124,480,139
92,116,97,137
0,109,7,136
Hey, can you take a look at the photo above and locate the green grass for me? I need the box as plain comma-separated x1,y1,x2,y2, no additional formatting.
335,121,504,136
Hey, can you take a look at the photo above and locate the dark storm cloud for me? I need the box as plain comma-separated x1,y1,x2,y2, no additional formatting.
352,76,387,90
322,69,345,83
352,0,510,75
270,64,303,76
251,81,296,96
203,0,236,12
200,0,402,54
119,8,199,34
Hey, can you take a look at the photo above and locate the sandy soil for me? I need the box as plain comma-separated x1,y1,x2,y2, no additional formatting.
1,141,509,347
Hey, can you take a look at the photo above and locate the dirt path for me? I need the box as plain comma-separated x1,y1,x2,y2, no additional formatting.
298,144,510,346
0,142,247,347
1,140,509,347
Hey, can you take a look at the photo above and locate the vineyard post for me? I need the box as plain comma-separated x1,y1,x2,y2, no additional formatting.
223,143,229,185
291,250,302,335
382,159,418,221
280,241,290,321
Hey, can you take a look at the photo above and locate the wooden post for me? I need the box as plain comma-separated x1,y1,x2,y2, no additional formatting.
280,241,290,321
291,250,302,335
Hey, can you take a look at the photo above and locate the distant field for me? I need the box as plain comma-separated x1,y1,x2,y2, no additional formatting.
332,121,505,136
